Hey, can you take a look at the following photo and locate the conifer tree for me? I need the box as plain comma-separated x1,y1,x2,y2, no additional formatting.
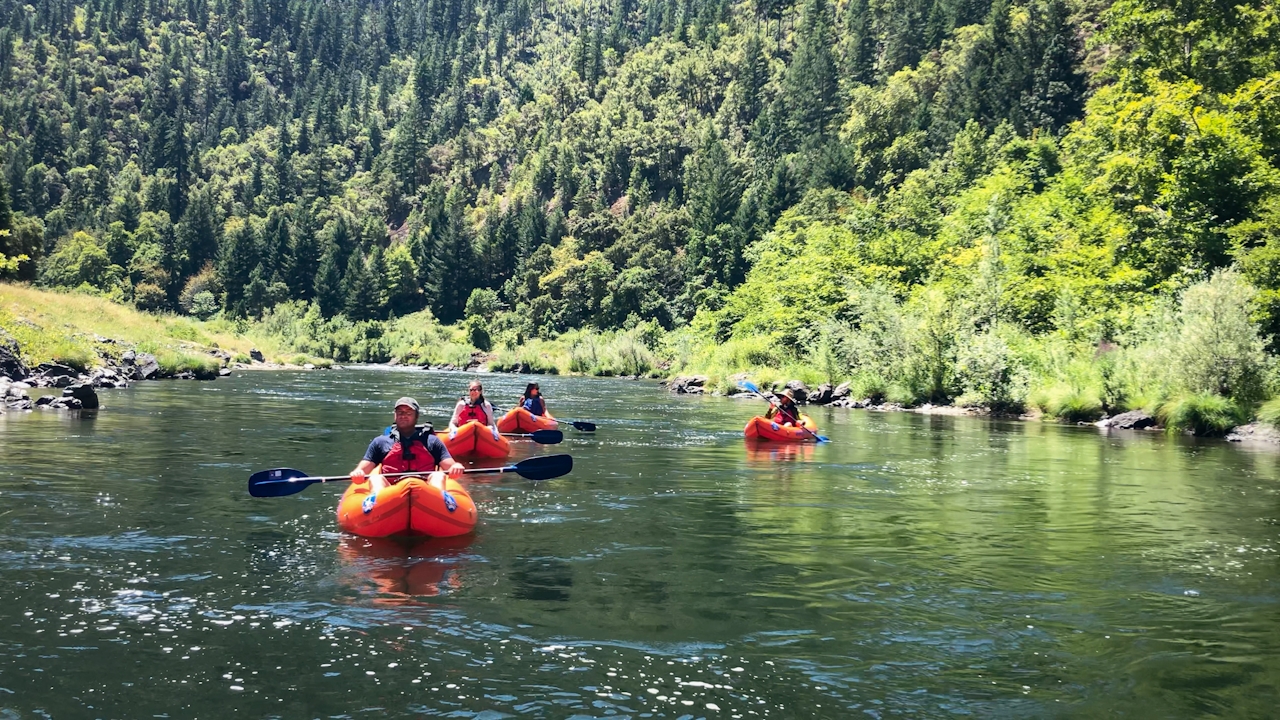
781,0,839,146
314,242,344,316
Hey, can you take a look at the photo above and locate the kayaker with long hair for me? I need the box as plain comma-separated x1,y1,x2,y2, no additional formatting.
766,389,802,427
350,397,465,492
518,382,554,418
449,380,500,440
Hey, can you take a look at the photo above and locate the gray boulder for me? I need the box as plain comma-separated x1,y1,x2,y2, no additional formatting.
1096,410,1156,430
665,375,709,394
830,382,852,402
0,332,26,380
809,383,833,405
783,380,809,403
32,363,80,387
131,353,159,380
62,383,100,410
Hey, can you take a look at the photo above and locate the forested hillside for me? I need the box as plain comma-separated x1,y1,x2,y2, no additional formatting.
2,0,1279,429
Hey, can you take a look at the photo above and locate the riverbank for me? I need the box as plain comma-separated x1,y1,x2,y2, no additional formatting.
5,282,1279,444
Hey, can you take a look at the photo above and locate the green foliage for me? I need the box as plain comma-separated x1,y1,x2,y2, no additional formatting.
1029,383,1105,423
1157,393,1248,436
1170,270,1269,404
0,0,1277,418
1258,398,1280,428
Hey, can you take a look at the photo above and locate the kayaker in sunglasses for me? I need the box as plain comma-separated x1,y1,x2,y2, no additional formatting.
350,397,465,492
518,382,554,418
765,389,802,427
449,380,500,440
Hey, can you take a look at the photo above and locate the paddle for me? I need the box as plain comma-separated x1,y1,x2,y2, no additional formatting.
565,420,596,432
501,429,564,443
248,454,575,497
738,381,830,443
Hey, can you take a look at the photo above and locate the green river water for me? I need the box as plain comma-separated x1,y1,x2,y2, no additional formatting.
0,368,1277,718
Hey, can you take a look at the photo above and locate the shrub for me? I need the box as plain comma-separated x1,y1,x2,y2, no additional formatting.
133,282,169,312
189,291,218,319
1030,383,1105,422
1173,270,1269,404
178,264,221,315
604,334,654,376
954,328,1028,412
849,371,888,403
154,350,220,379
1258,398,1280,428
1157,393,1247,436
466,316,492,351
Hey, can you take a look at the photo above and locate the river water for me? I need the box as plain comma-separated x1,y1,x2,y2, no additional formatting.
0,368,1277,718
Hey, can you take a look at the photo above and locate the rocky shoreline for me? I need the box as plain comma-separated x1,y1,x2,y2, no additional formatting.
0,330,238,414
662,375,1280,446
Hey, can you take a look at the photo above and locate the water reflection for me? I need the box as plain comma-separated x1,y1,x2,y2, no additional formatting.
743,438,817,464
335,535,473,602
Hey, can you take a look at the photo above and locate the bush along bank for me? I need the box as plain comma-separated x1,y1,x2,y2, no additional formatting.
660,271,1280,444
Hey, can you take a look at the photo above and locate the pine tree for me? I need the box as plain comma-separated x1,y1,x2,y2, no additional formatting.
842,0,877,85
781,0,840,146
685,125,743,234
734,33,769,129
314,242,344,316
219,220,260,316
342,249,379,320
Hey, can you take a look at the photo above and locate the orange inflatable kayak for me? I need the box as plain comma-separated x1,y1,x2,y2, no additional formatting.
496,407,558,433
743,414,820,442
443,420,511,458
336,471,477,539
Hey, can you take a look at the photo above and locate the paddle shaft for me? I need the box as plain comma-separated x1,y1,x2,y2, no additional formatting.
277,467,513,485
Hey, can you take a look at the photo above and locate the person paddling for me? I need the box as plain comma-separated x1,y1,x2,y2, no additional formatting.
766,389,802,427
450,380,500,440
350,397,465,493
518,382,555,419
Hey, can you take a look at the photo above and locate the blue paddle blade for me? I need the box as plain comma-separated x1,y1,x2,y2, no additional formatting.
248,468,315,497
739,381,761,394
529,429,564,444
512,454,573,481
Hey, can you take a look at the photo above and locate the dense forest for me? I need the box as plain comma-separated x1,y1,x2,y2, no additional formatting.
1,0,1279,429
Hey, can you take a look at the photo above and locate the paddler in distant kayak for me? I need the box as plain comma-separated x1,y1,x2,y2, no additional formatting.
449,380,501,440
350,397,465,492
517,382,554,418
765,388,802,427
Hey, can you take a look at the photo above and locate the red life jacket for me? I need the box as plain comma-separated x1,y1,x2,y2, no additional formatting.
380,429,438,476
773,401,800,426
457,399,490,425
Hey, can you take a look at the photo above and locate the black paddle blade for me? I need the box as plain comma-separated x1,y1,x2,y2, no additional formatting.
513,454,573,481
248,468,315,497
570,421,596,432
530,429,564,444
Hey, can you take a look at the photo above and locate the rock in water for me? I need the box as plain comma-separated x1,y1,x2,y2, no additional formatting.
63,382,100,410
0,332,27,380
1096,410,1156,430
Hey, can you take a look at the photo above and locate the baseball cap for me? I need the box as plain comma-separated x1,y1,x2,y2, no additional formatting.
393,397,420,412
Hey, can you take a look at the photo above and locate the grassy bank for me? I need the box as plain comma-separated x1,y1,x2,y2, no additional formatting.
6,281,1279,438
